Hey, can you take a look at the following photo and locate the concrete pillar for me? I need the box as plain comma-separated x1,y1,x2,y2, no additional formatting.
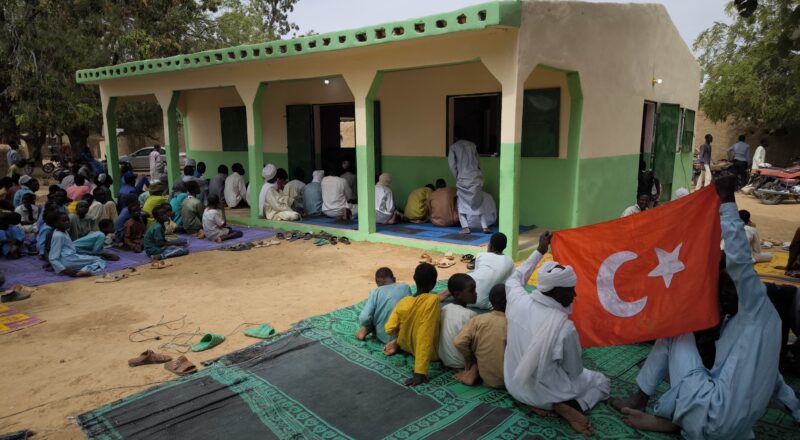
156,91,181,190
100,91,120,197
235,82,268,220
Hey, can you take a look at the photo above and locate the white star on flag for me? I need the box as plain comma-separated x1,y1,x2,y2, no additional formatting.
648,244,685,288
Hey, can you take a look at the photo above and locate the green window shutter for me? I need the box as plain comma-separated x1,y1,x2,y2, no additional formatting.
220,106,248,152
680,109,695,153
521,88,560,157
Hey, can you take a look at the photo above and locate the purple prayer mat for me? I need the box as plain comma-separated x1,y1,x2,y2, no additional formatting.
0,227,275,288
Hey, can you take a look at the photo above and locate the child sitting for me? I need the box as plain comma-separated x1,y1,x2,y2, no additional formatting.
438,273,478,369
122,205,147,253
15,192,39,234
0,212,28,258
355,267,412,343
384,262,441,386
47,211,105,276
453,284,508,388
144,206,189,261
202,194,243,243
98,219,115,248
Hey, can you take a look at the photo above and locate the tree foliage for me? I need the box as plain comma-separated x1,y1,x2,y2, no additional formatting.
0,0,300,161
695,0,800,128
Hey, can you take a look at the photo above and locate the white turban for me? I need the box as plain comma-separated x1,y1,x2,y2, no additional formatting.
673,187,689,199
377,173,391,187
262,164,277,181
537,261,577,293
19,175,32,185
312,170,324,183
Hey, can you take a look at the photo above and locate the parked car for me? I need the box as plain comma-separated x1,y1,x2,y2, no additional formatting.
119,146,187,171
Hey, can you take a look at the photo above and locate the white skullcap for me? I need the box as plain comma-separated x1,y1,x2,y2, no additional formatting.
312,170,325,183
185,159,197,167
262,164,277,181
377,173,391,186
673,187,689,199
18,175,32,185
537,261,577,293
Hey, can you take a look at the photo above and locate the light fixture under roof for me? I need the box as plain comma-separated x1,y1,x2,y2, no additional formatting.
324,79,331,85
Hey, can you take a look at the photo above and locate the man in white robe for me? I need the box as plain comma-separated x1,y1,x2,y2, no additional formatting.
448,136,487,234
459,191,497,233
263,168,301,221
321,168,357,220
224,163,248,208
258,164,277,217
148,145,167,183
374,173,399,224
504,232,609,435
284,168,307,212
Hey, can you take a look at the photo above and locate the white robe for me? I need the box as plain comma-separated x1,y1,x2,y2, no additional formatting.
448,139,484,214
374,184,396,224
258,182,275,217
752,145,766,170
321,176,356,218
459,191,497,230
285,179,306,211
504,250,609,411
224,173,247,208
263,187,300,221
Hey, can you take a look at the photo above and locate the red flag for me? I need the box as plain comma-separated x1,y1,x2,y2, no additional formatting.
552,186,721,347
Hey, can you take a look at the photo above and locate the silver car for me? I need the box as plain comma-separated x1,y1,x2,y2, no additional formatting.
119,146,187,171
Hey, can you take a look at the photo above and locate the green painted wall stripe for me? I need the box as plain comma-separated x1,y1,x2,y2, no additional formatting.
574,154,640,226
75,2,521,84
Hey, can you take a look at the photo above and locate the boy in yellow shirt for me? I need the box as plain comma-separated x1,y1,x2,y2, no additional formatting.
384,262,440,386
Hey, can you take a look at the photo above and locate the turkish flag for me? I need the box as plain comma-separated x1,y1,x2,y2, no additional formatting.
552,186,722,348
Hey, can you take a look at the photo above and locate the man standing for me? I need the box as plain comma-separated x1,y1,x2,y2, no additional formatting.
695,134,713,190
6,141,20,170
149,145,166,183
612,175,800,438
448,131,489,234
504,232,609,435
727,135,750,188
752,138,767,173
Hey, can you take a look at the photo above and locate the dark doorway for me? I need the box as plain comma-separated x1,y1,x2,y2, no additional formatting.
447,93,501,156
639,101,657,173
318,103,356,173
286,105,315,180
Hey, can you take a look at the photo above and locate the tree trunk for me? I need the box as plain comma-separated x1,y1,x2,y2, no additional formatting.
66,126,91,160
21,132,45,167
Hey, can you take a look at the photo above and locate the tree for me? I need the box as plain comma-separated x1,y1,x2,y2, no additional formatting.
694,0,800,128
213,0,300,47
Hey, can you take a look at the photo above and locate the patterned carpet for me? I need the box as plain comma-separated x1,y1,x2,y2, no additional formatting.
78,288,800,439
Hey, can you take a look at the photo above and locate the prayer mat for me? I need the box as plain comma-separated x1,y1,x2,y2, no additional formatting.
78,297,800,439
0,227,274,288
0,304,44,335
756,251,800,288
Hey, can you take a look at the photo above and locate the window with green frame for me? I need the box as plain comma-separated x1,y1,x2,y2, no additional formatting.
521,88,561,157
220,106,248,151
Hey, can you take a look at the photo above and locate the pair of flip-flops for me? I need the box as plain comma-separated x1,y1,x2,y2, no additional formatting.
461,254,476,270
128,349,194,377
253,238,282,248
164,355,197,376
191,333,225,352
150,260,173,270
96,267,141,283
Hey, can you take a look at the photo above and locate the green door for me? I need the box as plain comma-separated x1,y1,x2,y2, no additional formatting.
653,103,680,201
286,105,315,181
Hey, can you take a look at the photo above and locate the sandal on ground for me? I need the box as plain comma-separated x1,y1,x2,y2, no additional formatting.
460,254,475,262
268,238,281,246
0,290,31,303
96,273,128,283
150,260,173,269
339,237,351,245
467,262,476,270
437,258,456,269
419,253,433,263
191,333,225,352
444,252,454,260
303,232,312,240
244,324,277,339
164,355,197,376
330,236,339,245
288,232,300,242
128,349,172,367
314,238,329,246
276,232,286,240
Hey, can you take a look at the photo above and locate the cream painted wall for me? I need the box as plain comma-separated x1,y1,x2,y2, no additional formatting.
376,62,500,157
183,87,244,152
523,67,571,158
260,78,354,153
517,1,700,159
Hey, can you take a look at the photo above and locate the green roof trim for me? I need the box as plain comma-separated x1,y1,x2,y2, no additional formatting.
75,1,521,84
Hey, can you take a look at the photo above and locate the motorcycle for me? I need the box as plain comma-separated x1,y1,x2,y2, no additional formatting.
753,165,800,205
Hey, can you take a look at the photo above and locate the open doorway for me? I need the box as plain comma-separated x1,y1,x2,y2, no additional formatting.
318,103,356,172
639,101,656,173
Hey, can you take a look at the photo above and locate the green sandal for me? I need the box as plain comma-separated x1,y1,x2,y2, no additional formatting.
191,333,225,352
244,324,277,339
314,238,329,246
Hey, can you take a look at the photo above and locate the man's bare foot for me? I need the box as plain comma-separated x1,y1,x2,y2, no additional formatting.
195,231,205,239
453,364,479,386
553,402,593,436
73,271,92,278
460,228,470,235
355,326,369,341
383,340,398,356
610,390,649,412
212,237,223,243
522,405,557,418
482,228,491,234
150,255,162,261
404,373,428,387
620,408,679,433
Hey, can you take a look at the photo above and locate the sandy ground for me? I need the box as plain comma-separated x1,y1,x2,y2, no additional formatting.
0,241,465,439
0,193,797,439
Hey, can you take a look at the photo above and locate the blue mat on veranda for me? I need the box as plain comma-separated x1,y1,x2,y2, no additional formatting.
77,281,800,439
297,216,535,246
0,227,275,288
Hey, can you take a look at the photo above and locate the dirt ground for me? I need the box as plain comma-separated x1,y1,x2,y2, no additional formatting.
0,193,797,439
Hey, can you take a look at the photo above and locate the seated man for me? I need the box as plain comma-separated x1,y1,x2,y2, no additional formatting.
438,273,477,369
263,168,301,221
459,191,497,234
122,205,146,253
788,226,800,277
142,181,168,228
69,199,97,239
208,164,228,205
144,206,189,261
180,181,205,238
355,267,412,343
65,175,93,202
15,192,39,236
375,173,400,225
69,202,116,259
611,176,800,438
0,212,28,258
224,163,249,208
203,195,243,242
453,284,508,388
404,184,434,224
428,179,459,227
504,232,609,435
13,176,39,209
384,263,440,386
169,181,188,230
440,233,514,309
303,170,324,217
321,167,357,220
284,167,306,212
87,187,117,226
621,193,650,218
739,209,772,263
48,212,106,276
